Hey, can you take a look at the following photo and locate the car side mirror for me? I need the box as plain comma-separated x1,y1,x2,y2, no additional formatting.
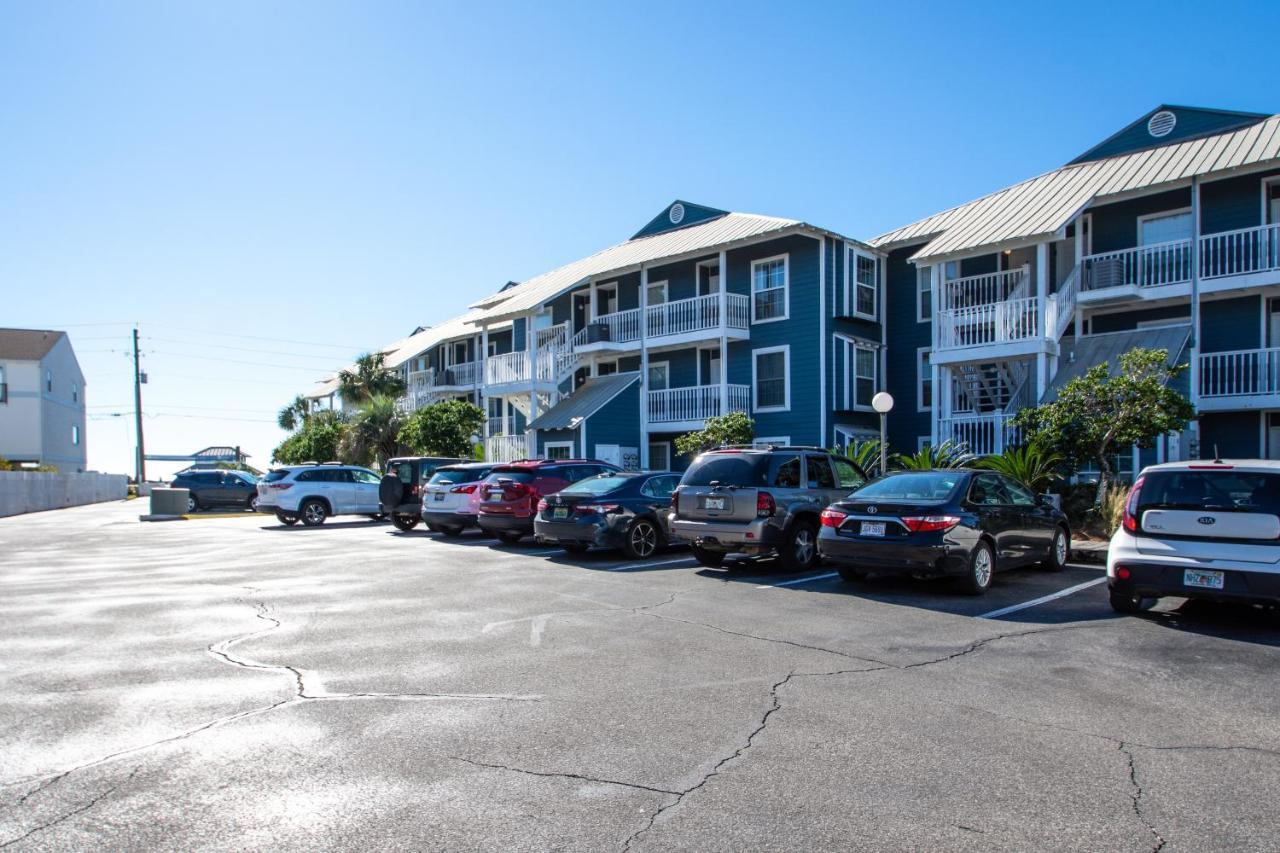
1037,493,1059,509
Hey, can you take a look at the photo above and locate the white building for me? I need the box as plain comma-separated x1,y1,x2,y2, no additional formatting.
0,329,88,472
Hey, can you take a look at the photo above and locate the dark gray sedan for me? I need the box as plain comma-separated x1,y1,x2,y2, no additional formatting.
534,472,681,559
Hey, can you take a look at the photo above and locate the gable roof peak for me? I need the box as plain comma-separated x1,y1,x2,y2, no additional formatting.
1067,103,1272,165
631,200,731,240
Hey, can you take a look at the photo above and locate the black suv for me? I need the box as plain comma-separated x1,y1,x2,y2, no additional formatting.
379,456,467,531
669,446,866,569
172,469,260,513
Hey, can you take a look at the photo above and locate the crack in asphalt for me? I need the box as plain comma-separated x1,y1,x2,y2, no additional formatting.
2,767,140,849
1120,742,1167,853
450,757,683,796
901,624,1088,669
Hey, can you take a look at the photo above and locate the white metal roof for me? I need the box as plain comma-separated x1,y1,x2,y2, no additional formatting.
871,114,1280,262
466,212,805,323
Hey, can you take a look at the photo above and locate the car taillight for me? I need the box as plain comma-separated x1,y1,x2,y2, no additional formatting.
756,491,776,518
900,515,961,533
536,498,548,512
820,508,848,528
450,484,478,494
1115,565,1132,580
1123,476,1144,534
575,503,620,515
270,483,292,490
409,484,420,497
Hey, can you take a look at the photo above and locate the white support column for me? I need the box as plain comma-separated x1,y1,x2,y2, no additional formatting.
1035,243,1049,399
1190,176,1202,457
930,264,943,446
639,264,650,469
480,326,491,439
718,248,729,416
819,237,828,448
526,313,539,459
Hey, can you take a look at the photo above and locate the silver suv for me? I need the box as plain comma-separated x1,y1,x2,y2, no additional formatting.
670,446,866,570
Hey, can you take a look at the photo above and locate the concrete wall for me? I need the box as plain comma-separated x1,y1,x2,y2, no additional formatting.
0,471,128,517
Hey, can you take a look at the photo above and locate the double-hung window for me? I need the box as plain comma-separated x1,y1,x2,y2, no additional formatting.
918,348,932,411
835,336,878,410
752,346,789,411
751,255,788,322
850,251,877,319
917,267,932,321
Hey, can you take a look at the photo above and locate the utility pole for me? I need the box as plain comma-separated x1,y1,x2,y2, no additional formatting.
133,327,146,483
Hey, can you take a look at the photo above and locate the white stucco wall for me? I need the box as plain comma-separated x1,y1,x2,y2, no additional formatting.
0,471,127,517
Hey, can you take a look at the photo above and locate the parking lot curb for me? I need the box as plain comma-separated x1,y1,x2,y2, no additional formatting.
139,514,186,522
1071,542,1108,564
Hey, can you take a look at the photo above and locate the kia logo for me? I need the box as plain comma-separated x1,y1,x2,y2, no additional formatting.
866,506,878,514
1198,516,1216,525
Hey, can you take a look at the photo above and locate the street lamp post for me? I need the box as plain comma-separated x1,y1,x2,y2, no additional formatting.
872,392,894,477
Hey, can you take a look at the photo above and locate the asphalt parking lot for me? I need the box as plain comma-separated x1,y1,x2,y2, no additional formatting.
3,501,1279,851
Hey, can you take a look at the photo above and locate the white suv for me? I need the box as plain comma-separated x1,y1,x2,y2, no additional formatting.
256,463,385,526
1108,460,1280,613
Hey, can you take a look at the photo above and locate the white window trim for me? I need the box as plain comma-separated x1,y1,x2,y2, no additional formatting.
834,334,879,412
916,265,932,323
646,279,669,305
750,253,789,324
1137,206,1193,245
917,347,932,413
752,345,790,413
648,441,672,471
544,441,575,460
753,436,791,448
696,259,721,295
647,360,670,391
593,359,619,377
595,282,619,318
1261,176,1280,225
846,248,878,321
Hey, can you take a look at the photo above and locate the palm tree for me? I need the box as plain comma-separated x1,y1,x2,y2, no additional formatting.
338,352,407,406
892,439,976,470
974,440,1064,493
338,395,404,468
277,395,313,431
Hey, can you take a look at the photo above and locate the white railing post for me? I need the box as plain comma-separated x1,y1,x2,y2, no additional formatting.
719,249,729,417
639,264,649,469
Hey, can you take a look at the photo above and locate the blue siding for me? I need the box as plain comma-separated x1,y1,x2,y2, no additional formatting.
584,381,641,459
1201,296,1261,354
632,201,730,239
1201,168,1280,235
1071,107,1268,164
652,347,699,388
647,254,716,303
884,244,932,450
511,318,526,352
646,431,691,471
549,291,573,326
1090,188,1191,254
1089,305,1190,334
618,355,641,373
1199,412,1260,459
489,328,513,355
960,254,998,277
536,427,579,457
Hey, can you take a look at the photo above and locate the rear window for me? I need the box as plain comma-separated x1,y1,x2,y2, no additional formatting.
429,466,492,485
485,470,536,484
1138,470,1280,515
561,475,632,496
681,454,771,488
390,461,415,484
264,470,292,483
853,472,962,501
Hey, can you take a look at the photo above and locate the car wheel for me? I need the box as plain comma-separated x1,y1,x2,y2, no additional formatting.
1109,588,1150,614
392,514,420,532
622,519,662,560
439,525,465,538
276,512,299,526
957,540,995,595
779,519,820,571
1044,527,1069,572
497,531,523,544
187,494,199,513
691,545,725,568
247,494,259,513
300,499,328,527
562,542,590,554
838,568,868,582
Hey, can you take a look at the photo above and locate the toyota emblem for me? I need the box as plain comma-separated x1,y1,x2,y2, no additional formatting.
866,506,878,514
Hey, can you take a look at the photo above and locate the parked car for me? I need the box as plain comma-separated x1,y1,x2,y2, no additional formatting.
669,446,866,570
1108,460,1280,613
379,456,467,531
818,469,1071,595
534,471,681,558
172,469,260,513
420,462,498,536
477,459,620,543
256,463,385,526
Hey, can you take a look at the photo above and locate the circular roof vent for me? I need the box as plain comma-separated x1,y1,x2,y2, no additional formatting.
669,203,685,225
1147,111,1177,138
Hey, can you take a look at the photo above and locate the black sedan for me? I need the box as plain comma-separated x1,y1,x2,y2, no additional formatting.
817,469,1070,595
534,471,681,559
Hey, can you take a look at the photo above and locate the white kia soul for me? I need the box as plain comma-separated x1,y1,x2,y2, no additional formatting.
1108,460,1280,613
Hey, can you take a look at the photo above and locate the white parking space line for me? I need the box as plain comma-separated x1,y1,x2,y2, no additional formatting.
608,556,697,572
757,571,840,590
978,577,1108,619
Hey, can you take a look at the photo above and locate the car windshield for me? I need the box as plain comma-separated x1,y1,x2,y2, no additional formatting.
561,475,632,496
1138,470,1280,514
852,472,961,501
264,470,292,483
429,467,490,485
485,470,536,484
681,454,770,488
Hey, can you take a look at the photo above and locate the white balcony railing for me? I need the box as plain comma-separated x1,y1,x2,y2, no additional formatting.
570,308,642,348
645,293,751,338
485,433,528,464
1200,348,1280,398
444,361,480,386
1201,223,1280,280
1082,239,1193,291
938,413,1022,456
937,295,1040,350
942,266,1029,311
647,384,751,423
485,351,528,386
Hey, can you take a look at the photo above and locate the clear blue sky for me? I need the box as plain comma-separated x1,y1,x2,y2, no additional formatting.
3,0,1276,476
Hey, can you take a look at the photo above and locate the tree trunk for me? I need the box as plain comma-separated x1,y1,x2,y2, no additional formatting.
1094,453,1113,506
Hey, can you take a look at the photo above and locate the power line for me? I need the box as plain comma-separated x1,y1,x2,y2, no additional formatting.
161,325,370,351
143,336,349,362
142,350,341,373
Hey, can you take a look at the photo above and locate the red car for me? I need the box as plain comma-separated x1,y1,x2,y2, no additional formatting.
477,459,619,543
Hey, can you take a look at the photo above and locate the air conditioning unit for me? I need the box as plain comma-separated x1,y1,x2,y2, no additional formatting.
584,322,611,343
1089,257,1126,290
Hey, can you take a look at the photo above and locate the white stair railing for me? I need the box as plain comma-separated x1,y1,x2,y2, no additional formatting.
938,295,1040,350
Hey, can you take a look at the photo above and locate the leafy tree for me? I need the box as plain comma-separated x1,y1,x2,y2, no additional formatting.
399,399,485,458
893,439,976,470
272,410,347,465
674,411,754,457
277,395,313,431
1013,347,1195,498
338,352,406,406
975,440,1064,493
338,395,405,469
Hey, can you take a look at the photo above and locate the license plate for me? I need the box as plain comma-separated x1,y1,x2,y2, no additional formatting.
433,492,445,501
704,497,726,511
860,521,886,537
1184,568,1224,590
553,507,569,519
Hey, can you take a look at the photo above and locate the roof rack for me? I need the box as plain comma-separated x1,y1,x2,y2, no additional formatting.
713,444,830,452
